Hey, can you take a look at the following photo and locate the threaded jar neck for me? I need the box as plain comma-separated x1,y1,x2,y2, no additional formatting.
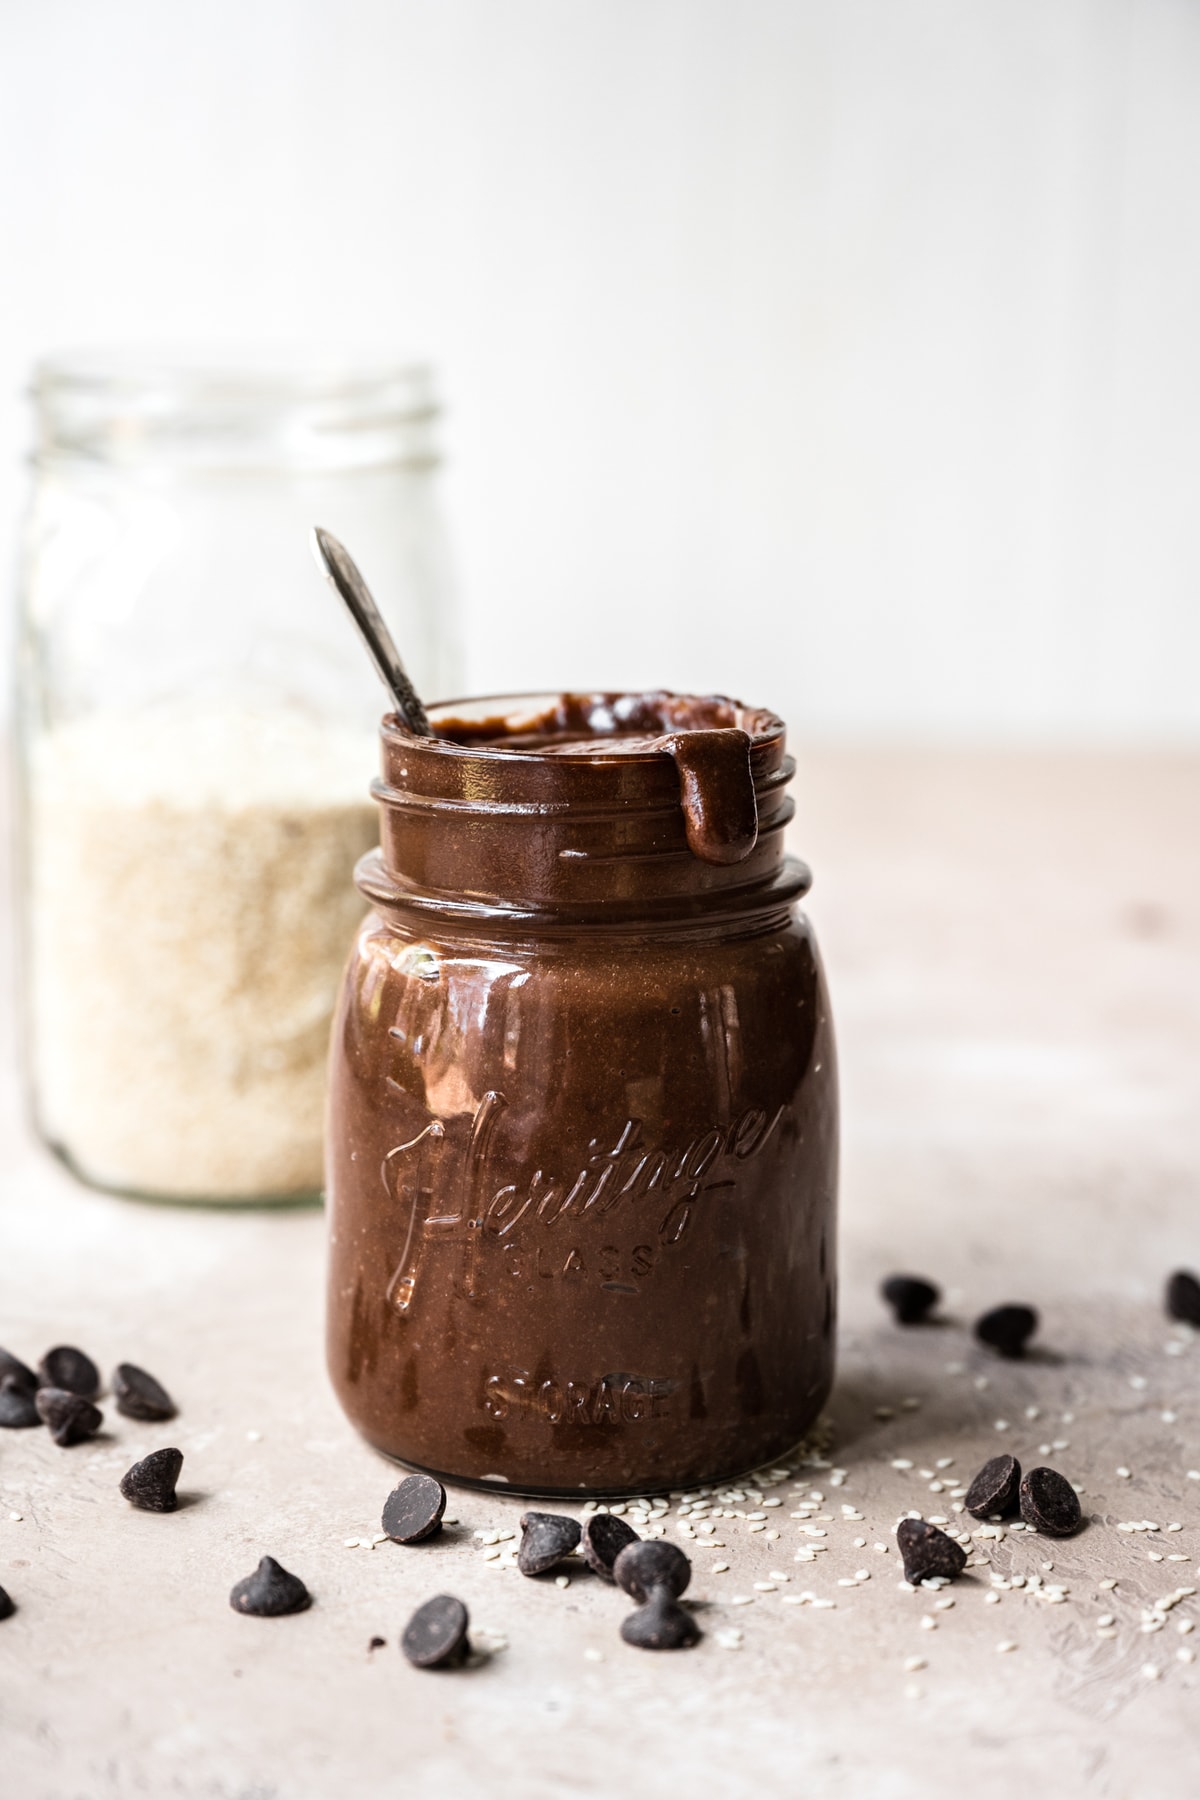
362,690,807,925
31,351,438,474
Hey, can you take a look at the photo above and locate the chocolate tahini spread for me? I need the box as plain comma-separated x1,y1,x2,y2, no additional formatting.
326,690,838,1494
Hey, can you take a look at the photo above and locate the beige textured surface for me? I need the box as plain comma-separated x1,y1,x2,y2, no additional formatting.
2,751,1199,1800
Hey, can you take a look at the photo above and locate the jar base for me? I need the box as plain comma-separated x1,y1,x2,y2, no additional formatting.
39,1134,323,1211
355,1416,832,1501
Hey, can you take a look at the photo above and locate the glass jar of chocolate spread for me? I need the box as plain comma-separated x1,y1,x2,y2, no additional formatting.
326,691,837,1495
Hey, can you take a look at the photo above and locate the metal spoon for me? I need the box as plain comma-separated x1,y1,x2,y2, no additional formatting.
310,526,434,738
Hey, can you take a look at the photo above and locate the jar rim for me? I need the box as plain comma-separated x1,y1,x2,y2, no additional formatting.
400,690,786,765
33,348,436,413
30,349,439,471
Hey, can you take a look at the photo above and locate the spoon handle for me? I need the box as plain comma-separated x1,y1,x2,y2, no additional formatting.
310,527,434,738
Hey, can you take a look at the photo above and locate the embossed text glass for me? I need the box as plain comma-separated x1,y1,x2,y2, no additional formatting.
326,691,838,1494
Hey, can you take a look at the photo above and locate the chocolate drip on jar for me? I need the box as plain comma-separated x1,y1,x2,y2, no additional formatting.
658,728,758,866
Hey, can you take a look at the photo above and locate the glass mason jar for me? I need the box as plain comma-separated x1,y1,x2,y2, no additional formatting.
326,691,837,1495
15,352,459,1204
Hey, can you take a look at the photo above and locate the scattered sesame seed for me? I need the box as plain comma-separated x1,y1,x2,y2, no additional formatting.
1130,1376,1148,1390
1098,1614,1115,1628
7,1513,22,1523
1141,1663,1161,1680
1178,1647,1196,1664
1116,1468,1132,1480
892,1459,914,1471
875,1543,889,1553
753,1582,777,1592
730,1595,755,1606
710,1562,730,1573
984,1593,1001,1606
1025,1406,1040,1419
715,1628,743,1648
994,1421,1009,1432
933,1597,954,1611
583,1648,604,1662
1098,1579,1119,1590
920,1616,937,1630
903,1683,922,1700
555,1575,570,1589
246,1430,262,1442
996,1641,1017,1654
904,1655,926,1672
1178,1620,1194,1635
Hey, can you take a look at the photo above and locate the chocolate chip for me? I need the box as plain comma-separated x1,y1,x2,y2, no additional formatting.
229,1555,312,1616
613,1540,691,1602
38,1345,100,1399
881,1275,940,1324
1166,1270,1200,1327
112,1363,176,1422
401,1594,470,1668
896,1518,967,1585
0,1347,37,1393
580,1512,640,1581
517,1510,581,1575
119,1447,183,1512
381,1473,446,1544
1019,1466,1082,1537
368,1635,386,1651
619,1590,701,1650
35,1387,102,1446
0,1375,41,1429
974,1304,1038,1358
963,1453,1022,1519
0,1585,15,1621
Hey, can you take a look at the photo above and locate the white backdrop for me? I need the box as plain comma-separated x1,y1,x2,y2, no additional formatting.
3,0,1199,742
